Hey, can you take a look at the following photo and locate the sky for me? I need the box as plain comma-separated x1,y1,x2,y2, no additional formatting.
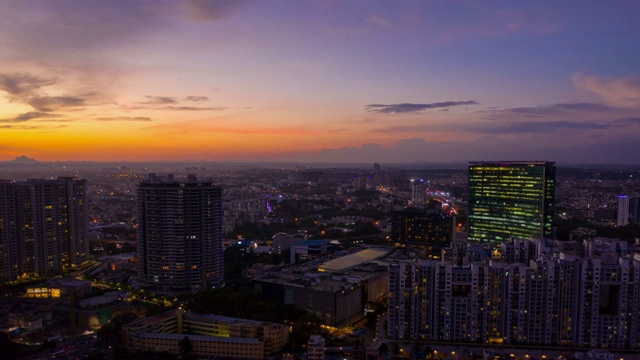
1,0,640,164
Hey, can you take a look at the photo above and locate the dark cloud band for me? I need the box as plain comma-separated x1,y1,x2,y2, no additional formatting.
366,100,478,114
0,112,57,123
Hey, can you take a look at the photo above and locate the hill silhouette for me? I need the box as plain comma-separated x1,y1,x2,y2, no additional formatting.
8,155,40,164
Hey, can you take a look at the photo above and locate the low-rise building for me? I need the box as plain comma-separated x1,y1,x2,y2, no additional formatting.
308,334,325,360
290,240,332,263
8,311,51,330
254,247,391,326
25,279,92,299
135,333,264,360
122,309,289,359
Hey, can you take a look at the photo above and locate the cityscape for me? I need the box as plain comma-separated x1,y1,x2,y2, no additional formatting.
1,160,639,360
1,1,640,360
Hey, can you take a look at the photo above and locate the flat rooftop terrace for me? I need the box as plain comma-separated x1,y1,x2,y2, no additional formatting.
319,248,392,273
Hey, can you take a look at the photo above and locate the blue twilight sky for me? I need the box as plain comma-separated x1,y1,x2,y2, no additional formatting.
0,0,639,163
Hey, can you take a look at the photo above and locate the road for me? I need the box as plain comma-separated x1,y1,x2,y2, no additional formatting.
22,335,97,360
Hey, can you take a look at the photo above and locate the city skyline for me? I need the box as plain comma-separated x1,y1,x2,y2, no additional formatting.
1,1,640,163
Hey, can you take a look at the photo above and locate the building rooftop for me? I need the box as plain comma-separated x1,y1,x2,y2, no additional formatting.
59,279,91,287
293,239,331,246
138,332,262,344
468,161,554,165
319,248,392,272
185,312,263,326
123,310,180,329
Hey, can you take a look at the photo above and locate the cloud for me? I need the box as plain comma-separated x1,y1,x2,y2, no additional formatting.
282,136,640,164
145,121,318,136
372,120,610,134
573,74,640,108
371,115,640,135
160,106,227,111
368,15,392,28
370,124,432,133
619,117,640,124
0,3,161,61
27,96,85,111
0,73,56,97
142,96,178,105
96,116,152,122
0,124,66,130
366,100,478,114
479,102,618,118
121,104,227,111
0,73,112,113
481,120,610,134
127,96,223,111
183,0,253,22
185,96,209,102
0,112,57,123
0,1,249,59
551,102,617,112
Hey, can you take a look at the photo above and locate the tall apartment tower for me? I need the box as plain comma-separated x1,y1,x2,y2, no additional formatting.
617,195,630,227
468,161,555,242
137,174,223,292
388,238,640,348
0,177,88,283
410,179,425,206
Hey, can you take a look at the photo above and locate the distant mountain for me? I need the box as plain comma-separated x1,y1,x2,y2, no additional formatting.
8,155,40,164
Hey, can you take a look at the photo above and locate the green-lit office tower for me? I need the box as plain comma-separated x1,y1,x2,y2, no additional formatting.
468,161,555,242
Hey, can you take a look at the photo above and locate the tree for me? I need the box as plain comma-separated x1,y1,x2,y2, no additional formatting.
0,332,18,358
180,336,192,355
97,312,138,346
411,342,422,359
288,313,323,351
389,342,399,356
113,347,128,358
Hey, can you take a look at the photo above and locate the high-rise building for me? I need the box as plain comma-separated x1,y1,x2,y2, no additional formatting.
410,179,425,206
391,208,454,255
468,161,555,242
388,238,640,348
617,195,630,227
137,174,223,292
0,177,88,283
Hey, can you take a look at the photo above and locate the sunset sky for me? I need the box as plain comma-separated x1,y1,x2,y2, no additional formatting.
1,1,640,163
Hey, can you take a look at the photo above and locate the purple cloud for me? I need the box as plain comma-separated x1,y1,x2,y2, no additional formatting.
366,101,478,114
0,73,56,97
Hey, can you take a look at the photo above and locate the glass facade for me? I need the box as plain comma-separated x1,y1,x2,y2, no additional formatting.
467,161,555,242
